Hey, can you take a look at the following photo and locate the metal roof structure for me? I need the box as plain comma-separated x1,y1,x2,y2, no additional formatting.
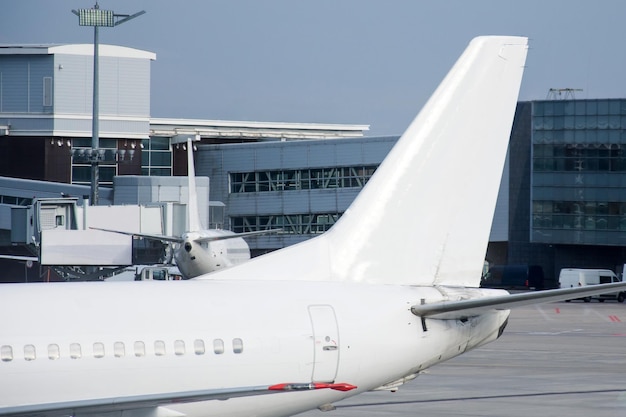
150,118,369,141
0,44,156,60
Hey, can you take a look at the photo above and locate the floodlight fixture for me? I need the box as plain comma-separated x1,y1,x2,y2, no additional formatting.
77,8,114,27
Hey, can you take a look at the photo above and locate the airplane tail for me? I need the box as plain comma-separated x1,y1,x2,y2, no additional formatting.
186,137,204,232
201,36,528,287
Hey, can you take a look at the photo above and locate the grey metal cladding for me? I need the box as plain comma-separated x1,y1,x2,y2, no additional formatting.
195,148,225,199
283,192,309,214
281,143,308,169
28,57,52,113
228,193,257,215
254,143,283,169
363,137,396,164
255,193,281,213
7,117,53,133
223,147,255,171
116,59,150,116
99,57,150,117
0,55,52,113
334,141,362,164
54,54,92,114
308,142,337,166
336,189,360,209
98,59,120,114
309,190,339,212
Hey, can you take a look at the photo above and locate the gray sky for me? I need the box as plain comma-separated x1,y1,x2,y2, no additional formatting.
3,1,626,136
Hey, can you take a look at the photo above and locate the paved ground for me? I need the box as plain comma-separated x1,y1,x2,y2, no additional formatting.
298,301,626,417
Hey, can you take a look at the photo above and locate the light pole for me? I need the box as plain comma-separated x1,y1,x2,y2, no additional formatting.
72,3,145,205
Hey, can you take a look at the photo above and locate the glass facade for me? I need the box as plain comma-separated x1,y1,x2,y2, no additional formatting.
228,164,377,237
230,166,377,193
71,138,118,186
141,137,172,176
232,213,343,235
531,99,626,245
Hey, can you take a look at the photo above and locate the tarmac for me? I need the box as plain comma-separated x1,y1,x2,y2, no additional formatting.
298,301,626,417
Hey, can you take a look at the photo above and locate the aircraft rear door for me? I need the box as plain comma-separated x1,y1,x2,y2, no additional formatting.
308,305,339,382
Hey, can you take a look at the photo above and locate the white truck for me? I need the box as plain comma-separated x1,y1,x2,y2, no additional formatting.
558,268,626,303
105,265,183,282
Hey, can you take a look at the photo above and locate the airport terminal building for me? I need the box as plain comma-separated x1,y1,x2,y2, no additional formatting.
508,100,626,283
2,43,626,283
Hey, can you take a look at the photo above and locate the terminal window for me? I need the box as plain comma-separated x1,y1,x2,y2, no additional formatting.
232,213,342,235
230,166,377,193
141,137,172,176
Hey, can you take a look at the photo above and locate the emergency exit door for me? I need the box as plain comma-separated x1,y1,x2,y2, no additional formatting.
308,305,339,382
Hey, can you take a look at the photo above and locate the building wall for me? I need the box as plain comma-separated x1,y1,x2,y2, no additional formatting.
52,53,91,115
0,47,152,139
53,53,151,117
0,46,152,185
489,154,509,243
503,99,626,283
503,102,557,283
196,137,397,253
52,53,151,137
531,99,626,246
0,54,53,114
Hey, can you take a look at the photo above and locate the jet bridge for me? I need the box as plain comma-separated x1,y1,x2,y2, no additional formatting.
10,198,170,280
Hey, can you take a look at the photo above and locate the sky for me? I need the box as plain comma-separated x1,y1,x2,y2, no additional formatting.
3,1,626,136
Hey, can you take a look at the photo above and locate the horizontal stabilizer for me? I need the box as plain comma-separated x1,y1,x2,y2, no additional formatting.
89,227,184,244
193,229,282,243
411,282,626,319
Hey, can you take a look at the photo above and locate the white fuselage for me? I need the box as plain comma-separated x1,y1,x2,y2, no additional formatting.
0,280,508,417
174,230,251,279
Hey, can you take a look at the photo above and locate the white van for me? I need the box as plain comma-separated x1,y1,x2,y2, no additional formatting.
558,268,625,302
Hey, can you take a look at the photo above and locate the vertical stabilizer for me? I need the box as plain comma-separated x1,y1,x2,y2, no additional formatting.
201,36,528,287
187,137,204,232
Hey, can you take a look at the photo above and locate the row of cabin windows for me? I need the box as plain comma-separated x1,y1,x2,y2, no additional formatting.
0,338,244,362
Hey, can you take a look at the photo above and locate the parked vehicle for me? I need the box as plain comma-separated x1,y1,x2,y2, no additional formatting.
481,265,545,290
558,268,625,302
105,265,183,282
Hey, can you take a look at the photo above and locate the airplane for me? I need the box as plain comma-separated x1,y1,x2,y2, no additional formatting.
92,136,279,279
3,35,626,417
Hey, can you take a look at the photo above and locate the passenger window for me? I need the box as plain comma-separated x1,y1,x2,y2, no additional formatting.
233,338,244,354
174,340,185,356
154,340,166,356
48,344,60,360
24,344,36,361
1,345,13,362
114,342,125,358
194,339,205,355
69,343,81,359
93,342,105,358
213,339,224,354
134,341,146,357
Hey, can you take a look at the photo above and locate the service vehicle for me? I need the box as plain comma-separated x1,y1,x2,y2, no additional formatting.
559,268,625,302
